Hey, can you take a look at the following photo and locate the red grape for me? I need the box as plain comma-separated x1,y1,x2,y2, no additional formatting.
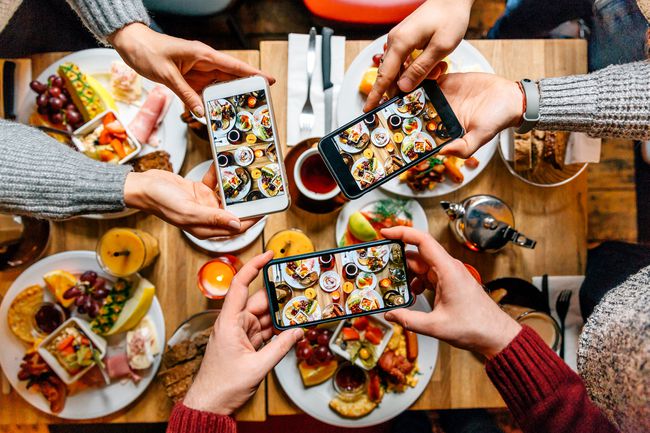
75,294,86,307
66,110,81,125
92,288,108,299
297,345,313,361
48,87,61,98
52,76,64,88
88,302,99,318
317,332,331,346
48,97,63,111
372,53,383,66
77,305,87,315
305,353,320,366
305,329,319,343
36,94,48,107
80,271,97,285
30,80,47,94
37,106,48,115
296,338,311,350
58,93,68,105
314,345,329,362
65,103,76,111
63,286,81,299
49,112,63,124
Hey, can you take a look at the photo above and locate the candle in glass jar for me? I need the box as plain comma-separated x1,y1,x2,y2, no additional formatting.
198,259,237,299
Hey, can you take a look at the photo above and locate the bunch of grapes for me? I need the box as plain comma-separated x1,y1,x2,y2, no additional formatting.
295,328,335,365
62,271,110,318
30,75,84,129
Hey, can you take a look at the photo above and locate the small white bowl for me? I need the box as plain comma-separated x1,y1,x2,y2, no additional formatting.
37,317,107,385
293,147,341,201
72,109,142,165
328,315,394,370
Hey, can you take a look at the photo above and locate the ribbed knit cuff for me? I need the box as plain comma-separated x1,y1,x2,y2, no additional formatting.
73,158,132,213
167,403,237,433
67,0,151,43
537,73,599,133
485,326,575,421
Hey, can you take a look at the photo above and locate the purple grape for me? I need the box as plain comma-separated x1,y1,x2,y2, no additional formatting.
36,94,48,107
65,103,76,111
66,110,81,125
83,297,93,314
49,112,63,124
47,74,58,85
52,76,64,88
63,286,81,299
37,106,48,115
30,80,47,94
48,97,63,111
77,305,87,315
48,87,61,98
80,271,97,284
75,294,87,307
58,93,68,105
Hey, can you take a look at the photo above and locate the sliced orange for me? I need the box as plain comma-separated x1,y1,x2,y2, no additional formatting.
43,270,77,308
298,359,338,387
359,67,378,96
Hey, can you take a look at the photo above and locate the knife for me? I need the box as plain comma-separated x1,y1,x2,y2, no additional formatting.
321,27,334,134
2,61,16,120
542,274,550,314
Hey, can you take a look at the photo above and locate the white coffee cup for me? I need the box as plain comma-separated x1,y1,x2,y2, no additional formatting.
293,148,340,201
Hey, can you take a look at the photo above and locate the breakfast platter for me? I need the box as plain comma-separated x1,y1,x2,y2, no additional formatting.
273,296,438,428
0,251,165,419
17,48,187,219
337,35,498,198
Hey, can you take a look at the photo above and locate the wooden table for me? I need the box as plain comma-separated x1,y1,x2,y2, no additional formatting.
0,50,267,425
261,39,588,414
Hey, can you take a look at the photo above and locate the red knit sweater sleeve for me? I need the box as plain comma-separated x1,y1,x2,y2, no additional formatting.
485,326,619,433
167,402,237,433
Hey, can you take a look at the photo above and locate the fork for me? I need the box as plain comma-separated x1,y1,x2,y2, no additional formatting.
555,289,572,359
299,27,317,139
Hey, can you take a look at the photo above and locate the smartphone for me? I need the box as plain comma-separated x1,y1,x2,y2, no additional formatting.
264,239,414,330
203,76,290,219
318,80,464,199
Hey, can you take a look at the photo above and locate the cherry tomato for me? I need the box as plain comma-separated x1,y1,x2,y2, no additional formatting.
372,53,383,67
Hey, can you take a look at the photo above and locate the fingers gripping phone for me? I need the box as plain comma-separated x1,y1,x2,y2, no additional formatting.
318,80,464,199
203,76,290,219
264,240,414,330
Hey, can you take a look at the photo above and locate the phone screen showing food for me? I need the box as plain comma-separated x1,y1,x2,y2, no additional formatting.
206,90,286,204
333,87,450,191
266,241,411,329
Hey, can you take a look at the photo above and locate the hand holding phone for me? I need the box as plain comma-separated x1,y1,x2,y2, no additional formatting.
318,80,463,199
264,240,413,330
203,76,290,219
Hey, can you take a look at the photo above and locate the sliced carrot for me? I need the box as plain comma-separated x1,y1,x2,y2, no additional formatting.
99,150,116,162
80,337,90,345
56,335,74,351
443,158,464,183
98,127,112,145
110,138,127,159
61,346,75,356
112,131,127,140
102,112,116,126
105,120,125,134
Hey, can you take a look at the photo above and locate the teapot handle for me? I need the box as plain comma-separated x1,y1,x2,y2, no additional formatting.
502,227,537,249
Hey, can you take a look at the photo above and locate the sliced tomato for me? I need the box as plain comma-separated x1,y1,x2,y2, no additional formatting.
365,326,383,345
56,335,74,351
352,316,369,331
102,112,116,126
105,120,126,134
98,127,112,144
342,327,360,341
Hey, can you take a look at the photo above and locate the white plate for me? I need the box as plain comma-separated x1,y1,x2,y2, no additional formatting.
351,157,386,188
0,251,165,420
334,122,371,154
280,259,321,289
281,296,322,326
222,165,252,204
335,189,429,247
401,131,436,164
273,296,438,427
167,310,218,348
352,245,390,273
207,98,236,137
233,146,254,166
319,271,341,293
337,36,497,198
17,48,187,219
182,161,266,253
253,105,273,142
355,272,378,290
258,163,283,198
345,288,384,315
371,127,390,148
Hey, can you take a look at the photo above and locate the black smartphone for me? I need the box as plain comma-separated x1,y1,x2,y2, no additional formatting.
318,80,464,199
264,239,413,330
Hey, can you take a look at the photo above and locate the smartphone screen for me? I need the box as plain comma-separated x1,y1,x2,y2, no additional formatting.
318,80,463,199
264,240,412,329
205,88,287,207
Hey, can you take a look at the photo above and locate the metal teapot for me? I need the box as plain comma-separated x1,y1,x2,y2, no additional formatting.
440,195,536,253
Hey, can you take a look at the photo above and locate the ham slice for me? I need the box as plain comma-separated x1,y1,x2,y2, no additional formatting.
105,352,141,383
128,85,172,145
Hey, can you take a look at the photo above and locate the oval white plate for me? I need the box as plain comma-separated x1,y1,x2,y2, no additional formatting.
0,251,165,420
18,48,187,219
337,36,497,198
273,296,438,428
182,160,266,253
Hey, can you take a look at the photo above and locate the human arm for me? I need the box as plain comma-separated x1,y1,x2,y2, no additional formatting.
381,226,619,433
167,252,304,433
364,0,474,111
438,61,650,158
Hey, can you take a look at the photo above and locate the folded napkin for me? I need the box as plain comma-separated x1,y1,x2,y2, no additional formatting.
532,275,584,372
502,130,601,164
286,32,346,145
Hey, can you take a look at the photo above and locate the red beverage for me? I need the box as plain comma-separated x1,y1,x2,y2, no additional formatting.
299,153,337,194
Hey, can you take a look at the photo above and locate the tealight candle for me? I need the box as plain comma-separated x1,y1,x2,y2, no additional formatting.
198,258,238,299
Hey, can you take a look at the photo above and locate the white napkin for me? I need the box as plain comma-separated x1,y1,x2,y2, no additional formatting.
286,33,346,145
532,275,584,372
502,130,601,164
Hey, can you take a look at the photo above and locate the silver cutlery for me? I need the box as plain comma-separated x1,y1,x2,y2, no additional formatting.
299,27,317,139
321,27,334,135
555,289,572,359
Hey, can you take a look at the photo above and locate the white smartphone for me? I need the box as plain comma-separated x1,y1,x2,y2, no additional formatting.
202,76,290,219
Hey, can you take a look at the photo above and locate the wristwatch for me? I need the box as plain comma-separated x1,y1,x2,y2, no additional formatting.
515,79,540,134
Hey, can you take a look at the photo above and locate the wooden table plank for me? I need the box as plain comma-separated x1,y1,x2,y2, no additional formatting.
261,39,588,414
0,50,267,424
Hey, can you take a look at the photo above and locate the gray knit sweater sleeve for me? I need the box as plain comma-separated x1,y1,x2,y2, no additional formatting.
0,120,130,219
66,0,150,43
538,60,650,139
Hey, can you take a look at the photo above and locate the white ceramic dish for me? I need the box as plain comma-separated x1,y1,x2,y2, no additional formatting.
328,315,394,371
0,251,165,419
336,35,497,198
345,288,385,315
273,295,438,427
17,48,187,219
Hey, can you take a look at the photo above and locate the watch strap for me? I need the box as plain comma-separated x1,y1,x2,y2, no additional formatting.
515,79,540,134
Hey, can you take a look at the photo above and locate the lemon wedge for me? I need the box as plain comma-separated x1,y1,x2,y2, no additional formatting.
105,277,155,335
